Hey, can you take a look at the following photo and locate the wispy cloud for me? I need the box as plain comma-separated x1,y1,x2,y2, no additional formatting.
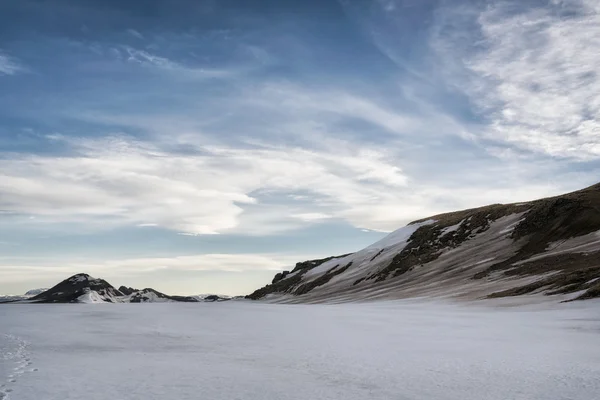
126,28,144,40
0,133,412,234
0,51,24,75
0,130,574,236
119,46,234,78
432,0,600,160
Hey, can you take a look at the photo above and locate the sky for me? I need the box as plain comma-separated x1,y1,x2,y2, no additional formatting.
1,0,600,295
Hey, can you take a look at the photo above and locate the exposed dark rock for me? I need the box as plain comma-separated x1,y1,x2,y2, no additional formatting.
129,288,199,303
487,251,600,300
475,184,600,280
574,282,600,300
290,255,352,273
31,273,124,303
247,182,600,303
370,205,525,283
272,271,290,284
118,286,138,296
246,254,351,300
293,262,353,296
370,249,385,262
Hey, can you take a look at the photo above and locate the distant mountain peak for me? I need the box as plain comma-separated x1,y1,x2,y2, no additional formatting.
24,288,49,297
18,274,231,304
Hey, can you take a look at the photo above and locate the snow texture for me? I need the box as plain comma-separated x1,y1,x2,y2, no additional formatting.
439,220,463,236
300,220,436,287
1,300,600,400
23,289,48,297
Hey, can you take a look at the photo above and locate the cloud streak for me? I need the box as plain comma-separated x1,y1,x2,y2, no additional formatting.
433,0,600,159
0,51,23,75
0,134,413,234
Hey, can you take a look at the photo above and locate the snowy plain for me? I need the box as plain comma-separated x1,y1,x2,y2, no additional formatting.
1,300,600,400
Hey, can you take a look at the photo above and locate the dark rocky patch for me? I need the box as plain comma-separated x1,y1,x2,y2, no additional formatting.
474,184,600,280
246,254,351,300
370,204,525,282
202,295,231,302
247,182,600,303
272,271,290,284
353,277,366,286
129,288,199,303
370,249,385,262
487,251,600,300
31,273,123,303
118,286,138,296
293,262,353,296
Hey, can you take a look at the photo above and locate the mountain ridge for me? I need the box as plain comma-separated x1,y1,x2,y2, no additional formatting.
248,182,600,303
22,273,230,304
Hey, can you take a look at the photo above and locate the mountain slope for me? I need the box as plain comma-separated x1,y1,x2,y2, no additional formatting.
248,182,600,303
31,274,125,303
128,288,199,303
25,274,220,304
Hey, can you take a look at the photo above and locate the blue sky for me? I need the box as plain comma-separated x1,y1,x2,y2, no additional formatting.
1,0,600,295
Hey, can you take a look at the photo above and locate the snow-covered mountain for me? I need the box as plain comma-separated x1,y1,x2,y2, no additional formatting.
31,274,125,303
24,288,49,296
24,274,229,304
0,288,51,303
248,182,600,303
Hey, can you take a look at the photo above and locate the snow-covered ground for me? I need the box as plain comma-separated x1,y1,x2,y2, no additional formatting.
1,300,599,400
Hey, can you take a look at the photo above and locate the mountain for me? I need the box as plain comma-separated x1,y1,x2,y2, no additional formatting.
21,274,227,304
24,288,49,296
0,288,50,303
128,288,199,303
31,274,125,303
248,182,600,303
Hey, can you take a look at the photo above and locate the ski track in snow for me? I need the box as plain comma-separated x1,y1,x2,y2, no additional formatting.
0,334,37,400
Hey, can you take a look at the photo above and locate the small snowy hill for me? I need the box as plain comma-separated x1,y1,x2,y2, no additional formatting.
248,182,600,303
31,274,125,303
0,288,50,303
128,288,200,303
24,288,49,296
23,274,230,304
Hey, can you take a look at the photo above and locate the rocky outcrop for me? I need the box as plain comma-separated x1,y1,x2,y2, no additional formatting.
31,274,124,303
248,182,600,303
272,271,290,284
246,254,351,300
24,288,49,297
118,286,138,296
25,275,202,303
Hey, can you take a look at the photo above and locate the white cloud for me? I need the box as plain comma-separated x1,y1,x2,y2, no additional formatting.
0,130,574,234
120,46,233,78
291,213,333,222
0,134,415,233
0,51,23,75
433,0,600,159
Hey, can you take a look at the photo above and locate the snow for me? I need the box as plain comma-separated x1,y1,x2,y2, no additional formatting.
278,270,301,281
77,289,124,304
129,291,174,303
367,219,435,250
440,220,463,236
23,289,48,297
77,290,109,304
1,300,600,400
302,220,436,281
497,214,526,235
69,274,91,283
